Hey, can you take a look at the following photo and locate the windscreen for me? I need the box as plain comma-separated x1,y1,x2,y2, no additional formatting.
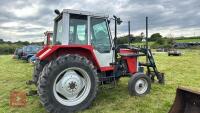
69,14,88,44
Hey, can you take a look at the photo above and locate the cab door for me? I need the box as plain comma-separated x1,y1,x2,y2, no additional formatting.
90,17,114,67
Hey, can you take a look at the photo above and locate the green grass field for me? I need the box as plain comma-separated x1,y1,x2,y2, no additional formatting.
175,38,200,43
133,38,200,47
0,50,200,113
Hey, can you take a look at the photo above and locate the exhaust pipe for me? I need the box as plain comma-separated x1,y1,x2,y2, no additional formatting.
169,87,200,113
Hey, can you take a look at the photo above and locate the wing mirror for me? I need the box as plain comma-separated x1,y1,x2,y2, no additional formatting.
54,9,60,15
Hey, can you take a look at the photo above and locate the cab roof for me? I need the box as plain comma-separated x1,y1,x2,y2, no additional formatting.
62,9,109,18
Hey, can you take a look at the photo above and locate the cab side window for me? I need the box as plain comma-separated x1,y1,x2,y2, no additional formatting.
91,18,111,53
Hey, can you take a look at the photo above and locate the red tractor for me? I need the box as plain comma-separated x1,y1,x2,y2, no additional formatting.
29,9,164,113
43,31,53,47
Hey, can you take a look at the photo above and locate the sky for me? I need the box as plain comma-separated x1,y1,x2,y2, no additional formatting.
0,0,200,42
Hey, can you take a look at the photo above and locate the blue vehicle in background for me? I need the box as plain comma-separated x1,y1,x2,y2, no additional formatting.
29,55,37,64
13,48,23,59
21,45,42,61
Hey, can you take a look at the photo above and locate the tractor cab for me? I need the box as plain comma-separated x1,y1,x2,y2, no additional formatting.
53,9,112,49
38,9,114,68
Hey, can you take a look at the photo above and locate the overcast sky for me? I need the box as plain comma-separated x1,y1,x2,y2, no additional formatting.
0,0,200,42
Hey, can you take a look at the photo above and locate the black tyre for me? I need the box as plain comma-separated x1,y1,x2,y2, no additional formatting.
27,57,32,63
128,73,151,96
32,60,47,86
158,72,165,84
146,71,155,83
38,54,98,113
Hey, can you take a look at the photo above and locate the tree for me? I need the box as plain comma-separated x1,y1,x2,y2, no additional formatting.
150,33,162,41
21,41,30,45
156,38,165,45
167,38,175,45
0,39,4,44
117,34,135,44
116,34,143,44
151,38,175,49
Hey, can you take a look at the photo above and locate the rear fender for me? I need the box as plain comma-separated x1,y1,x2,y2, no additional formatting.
36,46,49,57
37,45,102,71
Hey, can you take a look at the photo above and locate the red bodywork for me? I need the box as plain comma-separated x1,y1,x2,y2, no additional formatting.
37,45,138,74
119,49,138,74
36,45,114,72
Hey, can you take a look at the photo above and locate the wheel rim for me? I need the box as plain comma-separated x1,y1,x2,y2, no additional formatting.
53,67,91,106
135,78,148,94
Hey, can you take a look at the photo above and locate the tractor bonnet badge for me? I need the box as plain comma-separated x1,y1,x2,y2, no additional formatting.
10,91,27,107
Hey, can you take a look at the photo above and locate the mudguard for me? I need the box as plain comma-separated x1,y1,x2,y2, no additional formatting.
36,45,113,72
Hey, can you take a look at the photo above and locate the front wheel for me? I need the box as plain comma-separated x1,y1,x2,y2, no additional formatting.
38,54,98,113
128,73,151,96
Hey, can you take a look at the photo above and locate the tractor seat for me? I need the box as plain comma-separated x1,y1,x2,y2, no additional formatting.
120,53,145,57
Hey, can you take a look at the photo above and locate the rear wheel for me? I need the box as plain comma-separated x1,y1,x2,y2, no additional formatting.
38,54,98,113
32,61,47,86
128,73,151,96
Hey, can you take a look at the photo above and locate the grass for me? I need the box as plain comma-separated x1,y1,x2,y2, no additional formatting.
175,38,200,43
0,49,200,113
133,38,200,47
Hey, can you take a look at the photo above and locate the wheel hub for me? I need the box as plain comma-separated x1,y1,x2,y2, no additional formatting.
135,78,148,94
65,79,78,92
139,84,143,88
53,67,91,106
56,71,85,99
69,81,76,90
